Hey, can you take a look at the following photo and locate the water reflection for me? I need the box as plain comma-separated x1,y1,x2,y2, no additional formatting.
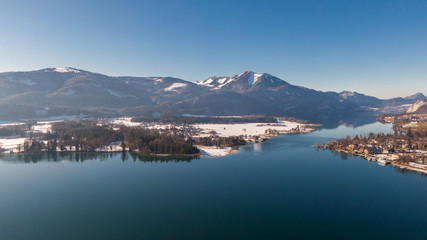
311,111,378,129
393,165,427,177
1,116,425,178
0,152,199,164
253,142,262,152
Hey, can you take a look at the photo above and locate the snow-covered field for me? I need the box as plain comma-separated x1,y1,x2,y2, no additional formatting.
0,122,25,127
110,117,143,127
191,121,313,156
0,120,60,152
193,121,307,137
33,121,57,133
0,117,315,157
195,145,235,157
106,118,314,157
0,138,27,153
109,117,175,130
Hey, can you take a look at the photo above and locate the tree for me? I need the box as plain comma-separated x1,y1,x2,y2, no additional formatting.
121,140,126,152
406,127,413,148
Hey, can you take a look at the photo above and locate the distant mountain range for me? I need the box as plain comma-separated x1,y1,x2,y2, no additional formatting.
0,67,425,122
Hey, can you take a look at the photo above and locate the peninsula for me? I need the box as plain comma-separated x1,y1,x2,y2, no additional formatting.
0,116,317,157
316,113,427,174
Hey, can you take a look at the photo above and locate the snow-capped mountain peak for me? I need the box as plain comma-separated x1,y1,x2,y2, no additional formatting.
199,71,288,92
253,73,264,85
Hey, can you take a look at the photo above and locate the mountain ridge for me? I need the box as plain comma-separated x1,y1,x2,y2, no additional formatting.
0,68,424,122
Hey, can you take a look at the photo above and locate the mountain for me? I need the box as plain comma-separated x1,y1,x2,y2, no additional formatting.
403,92,426,101
198,71,288,93
0,67,209,119
0,68,424,122
335,91,383,108
177,70,356,121
327,91,426,110
382,92,426,107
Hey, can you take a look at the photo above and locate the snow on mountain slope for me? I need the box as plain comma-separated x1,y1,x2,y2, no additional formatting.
198,76,233,89
407,99,427,113
164,82,188,92
199,71,287,92
53,67,81,73
253,73,263,85
0,67,424,122
340,91,356,99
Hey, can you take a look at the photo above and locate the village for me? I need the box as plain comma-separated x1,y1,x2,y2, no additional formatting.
316,113,427,174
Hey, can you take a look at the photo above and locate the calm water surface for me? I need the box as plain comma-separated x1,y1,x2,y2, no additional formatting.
0,122,426,240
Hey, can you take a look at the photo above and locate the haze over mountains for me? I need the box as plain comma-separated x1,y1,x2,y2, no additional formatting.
0,67,424,123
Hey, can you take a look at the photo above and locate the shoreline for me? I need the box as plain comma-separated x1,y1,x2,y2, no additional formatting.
1,118,319,158
316,147,427,175
196,127,317,157
392,162,427,174
0,150,202,158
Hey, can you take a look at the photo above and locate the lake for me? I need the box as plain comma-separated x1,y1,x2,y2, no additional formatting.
0,121,426,239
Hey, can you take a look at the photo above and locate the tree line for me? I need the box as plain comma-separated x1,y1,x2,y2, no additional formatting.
193,136,246,150
21,120,200,155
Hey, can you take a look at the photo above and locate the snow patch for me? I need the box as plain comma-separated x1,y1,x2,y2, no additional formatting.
196,145,234,157
194,122,303,138
218,77,228,84
253,73,263,85
205,78,214,84
110,117,143,127
182,114,208,117
164,83,187,92
0,138,27,152
153,78,163,84
33,123,53,133
213,78,234,90
407,99,427,113
340,91,355,98
54,67,80,73
0,122,25,127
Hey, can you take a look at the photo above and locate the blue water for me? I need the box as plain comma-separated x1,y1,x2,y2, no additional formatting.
0,122,426,240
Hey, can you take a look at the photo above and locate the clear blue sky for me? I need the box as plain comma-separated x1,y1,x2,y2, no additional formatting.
1,0,426,98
